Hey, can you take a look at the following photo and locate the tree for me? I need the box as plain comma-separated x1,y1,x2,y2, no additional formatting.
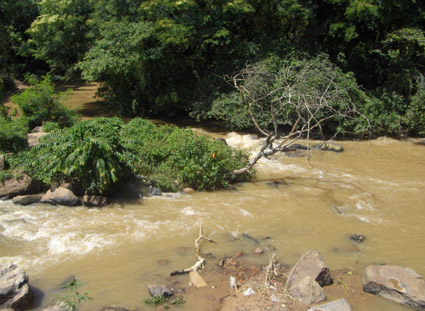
27,0,93,78
224,55,370,174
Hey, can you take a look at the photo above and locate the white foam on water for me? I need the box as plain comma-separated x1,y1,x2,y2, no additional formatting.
181,206,199,216
47,232,113,256
239,208,252,217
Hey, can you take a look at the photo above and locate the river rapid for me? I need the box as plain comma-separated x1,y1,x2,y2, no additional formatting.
1,86,425,311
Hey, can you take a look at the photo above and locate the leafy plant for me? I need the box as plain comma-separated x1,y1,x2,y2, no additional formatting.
122,118,251,191
53,278,91,311
27,117,138,194
143,295,168,307
0,117,29,152
11,74,77,129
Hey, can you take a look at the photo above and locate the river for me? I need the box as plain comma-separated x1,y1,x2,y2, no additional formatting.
1,85,425,311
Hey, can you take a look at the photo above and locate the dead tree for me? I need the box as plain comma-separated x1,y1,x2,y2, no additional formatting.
230,56,370,175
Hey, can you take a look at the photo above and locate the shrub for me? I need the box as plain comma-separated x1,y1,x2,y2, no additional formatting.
28,118,138,194
0,117,29,152
11,74,77,129
123,118,251,191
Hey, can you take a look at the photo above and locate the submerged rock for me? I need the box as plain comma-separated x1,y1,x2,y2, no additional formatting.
313,142,344,153
40,187,81,206
0,263,34,310
148,186,162,197
363,265,425,310
350,234,366,243
12,194,42,206
308,298,352,311
286,251,333,305
182,188,195,195
82,195,110,208
147,285,174,297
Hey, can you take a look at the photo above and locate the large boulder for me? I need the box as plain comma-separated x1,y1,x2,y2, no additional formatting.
289,276,326,305
363,265,425,310
12,195,42,206
0,175,41,199
308,298,351,311
286,251,333,305
0,263,34,310
26,129,48,148
82,195,110,208
40,187,81,206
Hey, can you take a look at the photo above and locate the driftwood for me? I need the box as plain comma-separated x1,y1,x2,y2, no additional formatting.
170,222,215,287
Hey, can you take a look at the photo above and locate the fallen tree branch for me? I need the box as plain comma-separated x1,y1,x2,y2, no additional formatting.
170,221,215,276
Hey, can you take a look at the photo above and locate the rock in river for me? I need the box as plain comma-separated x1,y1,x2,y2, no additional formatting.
0,263,34,310
0,175,41,199
82,195,110,207
363,265,425,310
40,187,82,206
12,194,42,206
147,285,174,297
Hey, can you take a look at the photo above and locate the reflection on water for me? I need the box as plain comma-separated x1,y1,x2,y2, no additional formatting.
1,85,424,311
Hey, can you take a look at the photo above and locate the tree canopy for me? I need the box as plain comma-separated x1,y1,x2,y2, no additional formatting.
2,0,425,136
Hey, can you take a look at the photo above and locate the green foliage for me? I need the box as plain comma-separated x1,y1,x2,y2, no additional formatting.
53,279,91,311
27,118,138,194
12,75,77,129
406,77,425,135
0,117,29,152
143,295,168,307
122,118,251,191
27,0,93,78
43,121,61,133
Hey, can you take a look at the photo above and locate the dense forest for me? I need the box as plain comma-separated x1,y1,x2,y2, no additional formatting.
1,0,425,194
1,0,424,135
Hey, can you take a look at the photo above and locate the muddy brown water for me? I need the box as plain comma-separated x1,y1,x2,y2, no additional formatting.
1,84,425,311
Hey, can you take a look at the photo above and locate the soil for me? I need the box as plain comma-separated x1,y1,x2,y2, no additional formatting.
140,253,383,311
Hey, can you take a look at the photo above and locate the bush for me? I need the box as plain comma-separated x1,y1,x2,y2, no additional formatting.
27,118,138,194
123,118,251,191
0,117,29,152
11,74,77,129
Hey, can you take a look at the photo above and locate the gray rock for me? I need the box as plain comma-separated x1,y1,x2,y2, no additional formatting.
308,298,352,311
148,187,162,196
350,234,366,243
289,276,326,305
13,195,42,206
0,154,4,171
82,195,110,208
0,175,41,199
100,306,129,311
147,285,174,297
40,187,82,206
0,263,34,310
41,301,68,311
286,251,333,305
363,265,425,310
313,142,344,153
287,251,333,288
26,132,48,148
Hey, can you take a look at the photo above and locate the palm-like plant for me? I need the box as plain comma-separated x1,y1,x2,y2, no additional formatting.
29,118,138,194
